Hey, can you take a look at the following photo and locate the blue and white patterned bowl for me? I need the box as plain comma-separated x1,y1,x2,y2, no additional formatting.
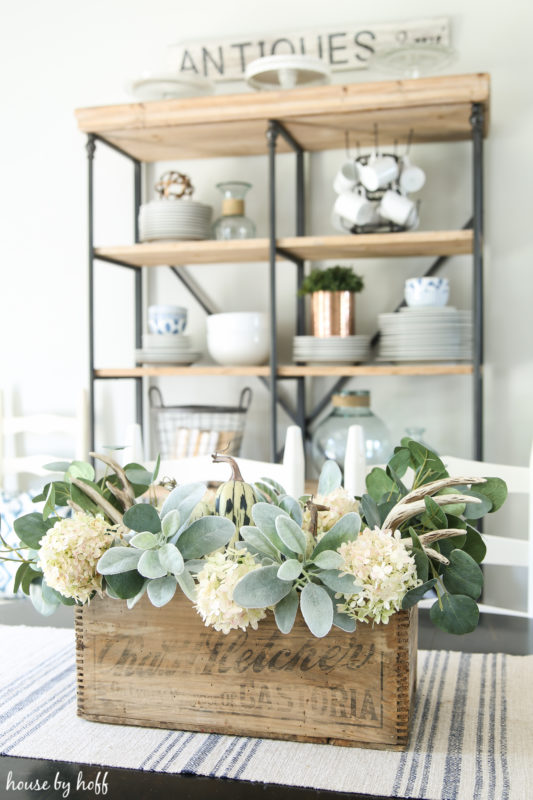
405,277,449,308
148,305,188,334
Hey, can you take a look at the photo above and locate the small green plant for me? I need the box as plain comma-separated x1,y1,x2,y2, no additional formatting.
299,266,364,296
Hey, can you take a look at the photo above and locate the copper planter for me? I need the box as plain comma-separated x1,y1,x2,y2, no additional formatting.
310,291,355,337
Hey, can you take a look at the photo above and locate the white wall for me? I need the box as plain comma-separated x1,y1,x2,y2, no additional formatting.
1,0,532,473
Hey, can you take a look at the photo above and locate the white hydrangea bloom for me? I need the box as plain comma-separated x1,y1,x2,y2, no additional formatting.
337,527,420,625
195,551,267,634
303,487,360,539
38,513,115,603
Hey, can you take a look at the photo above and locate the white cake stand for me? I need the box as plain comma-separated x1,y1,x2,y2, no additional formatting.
127,72,214,101
371,44,457,79
245,55,331,91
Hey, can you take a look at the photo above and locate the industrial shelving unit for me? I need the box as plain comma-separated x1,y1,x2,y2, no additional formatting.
77,72,489,461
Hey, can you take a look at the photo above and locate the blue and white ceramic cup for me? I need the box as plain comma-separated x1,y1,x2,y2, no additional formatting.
148,305,188,334
404,277,449,307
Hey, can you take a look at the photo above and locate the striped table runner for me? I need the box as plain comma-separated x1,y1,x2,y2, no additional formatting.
0,624,531,800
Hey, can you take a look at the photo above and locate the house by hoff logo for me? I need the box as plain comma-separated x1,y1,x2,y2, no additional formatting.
5,770,109,797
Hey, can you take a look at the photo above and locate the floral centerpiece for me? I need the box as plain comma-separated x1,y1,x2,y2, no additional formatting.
0,440,507,637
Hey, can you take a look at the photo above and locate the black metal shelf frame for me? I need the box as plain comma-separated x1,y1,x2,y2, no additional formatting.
86,102,484,462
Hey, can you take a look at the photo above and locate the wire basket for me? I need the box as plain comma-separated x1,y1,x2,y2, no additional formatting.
149,386,252,459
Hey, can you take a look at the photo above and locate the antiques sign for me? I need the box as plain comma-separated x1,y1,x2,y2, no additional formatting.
167,18,450,82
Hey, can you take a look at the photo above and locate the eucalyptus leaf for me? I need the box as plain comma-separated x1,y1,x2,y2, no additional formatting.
233,565,292,608
127,580,148,609
274,589,299,634
123,503,161,534
151,454,161,484
442,549,483,600
97,546,142,575
463,526,487,563
360,494,380,530
317,460,343,495
430,593,479,634
413,550,429,583
407,441,447,478
313,550,344,570
275,515,306,556
104,570,145,599
421,495,448,529
14,513,56,550
41,580,64,606
475,477,508,513
300,582,333,638
177,569,197,602
388,447,411,477
161,482,206,518
130,531,158,550
366,468,395,503
147,575,177,607
401,578,437,609
42,484,56,521
386,465,408,497
43,461,72,472
279,495,303,526
251,504,294,557
65,460,95,483
462,490,492,519
13,562,29,595
240,526,281,561
277,559,302,581
158,543,185,577
176,516,235,559
436,488,466,517
311,512,360,559
138,549,168,579
21,566,43,596
124,466,153,487
30,580,59,616
162,509,181,540
317,570,361,595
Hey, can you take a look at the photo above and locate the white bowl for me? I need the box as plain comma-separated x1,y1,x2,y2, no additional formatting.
404,278,449,308
206,313,269,366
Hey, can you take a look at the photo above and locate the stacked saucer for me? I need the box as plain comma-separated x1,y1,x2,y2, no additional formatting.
139,199,213,242
135,334,201,366
377,308,472,362
293,335,370,364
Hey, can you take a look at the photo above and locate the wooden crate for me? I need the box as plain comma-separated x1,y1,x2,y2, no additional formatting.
75,593,417,750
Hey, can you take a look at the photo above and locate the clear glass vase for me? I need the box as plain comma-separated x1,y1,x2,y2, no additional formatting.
212,182,256,240
311,390,393,473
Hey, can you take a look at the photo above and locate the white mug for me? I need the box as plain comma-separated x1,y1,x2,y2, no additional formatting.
333,161,359,195
399,157,426,194
359,155,399,192
378,190,416,227
334,189,375,227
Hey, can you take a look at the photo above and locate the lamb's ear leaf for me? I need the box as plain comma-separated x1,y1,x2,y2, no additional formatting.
161,482,206,518
176,516,234,559
300,582,334,638
233,565,292,608
97,546,142,575
274,589,299,634
147,575,177,608
318,460,342,495
310,512,360,559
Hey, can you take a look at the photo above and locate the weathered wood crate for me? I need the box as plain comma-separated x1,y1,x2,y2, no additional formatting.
75,593,417,750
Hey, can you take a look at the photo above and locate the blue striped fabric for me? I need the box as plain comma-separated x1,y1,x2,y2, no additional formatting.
0,625,528,800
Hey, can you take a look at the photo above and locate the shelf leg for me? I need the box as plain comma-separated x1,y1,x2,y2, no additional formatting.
267,121,279,462
87,134,96,453
471,103,484,461
295,149,307,438
134,160,143,431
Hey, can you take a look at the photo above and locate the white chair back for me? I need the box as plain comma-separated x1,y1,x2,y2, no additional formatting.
0,388,89,491
442,447,533,618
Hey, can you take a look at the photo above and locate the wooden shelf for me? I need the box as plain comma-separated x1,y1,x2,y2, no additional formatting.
95,230,473,268
76,74,490,161
95,364,473,379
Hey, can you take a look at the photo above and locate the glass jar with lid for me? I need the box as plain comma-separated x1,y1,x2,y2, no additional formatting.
311,390,393,473
212,182,256,240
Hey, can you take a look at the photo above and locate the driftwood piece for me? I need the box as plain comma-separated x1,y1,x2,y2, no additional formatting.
90,452,135,507
383,494,481,531
398,476,486,506
71,478,123,525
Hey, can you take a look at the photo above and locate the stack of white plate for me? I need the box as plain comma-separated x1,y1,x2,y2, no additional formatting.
135,334,201,365
293,335,370,364
139,200,213,242
377,307,472,362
